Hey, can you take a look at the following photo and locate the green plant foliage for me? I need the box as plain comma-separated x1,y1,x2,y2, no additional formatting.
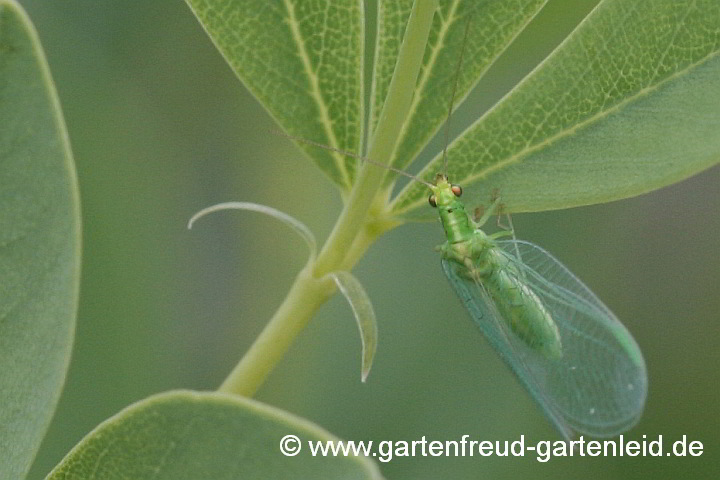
184,0,364,191
0,1,80,478
390,0,720,218
186,0,720,221
48,391,383,480
370,0,548,179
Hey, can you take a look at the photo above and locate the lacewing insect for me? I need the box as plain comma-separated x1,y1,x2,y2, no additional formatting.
429,173,646,438
416,15,645,438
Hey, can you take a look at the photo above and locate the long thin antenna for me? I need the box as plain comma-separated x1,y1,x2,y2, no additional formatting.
442,14,473,175
270,128,434,188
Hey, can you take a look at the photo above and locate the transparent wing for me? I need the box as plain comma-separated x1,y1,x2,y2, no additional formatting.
441,240,647,438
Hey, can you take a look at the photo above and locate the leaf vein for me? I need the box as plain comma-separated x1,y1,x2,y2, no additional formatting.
282,0,351,188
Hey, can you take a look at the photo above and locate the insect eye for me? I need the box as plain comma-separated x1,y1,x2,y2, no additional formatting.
451,184,463,197
428,194,437,208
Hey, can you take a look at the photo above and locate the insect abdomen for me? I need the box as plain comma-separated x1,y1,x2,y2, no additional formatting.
483,249,563,359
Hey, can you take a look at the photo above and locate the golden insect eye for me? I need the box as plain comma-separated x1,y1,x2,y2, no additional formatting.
428,194,437,208
451,184,463,197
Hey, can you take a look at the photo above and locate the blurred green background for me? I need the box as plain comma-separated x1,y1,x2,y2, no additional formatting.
17,1,719,478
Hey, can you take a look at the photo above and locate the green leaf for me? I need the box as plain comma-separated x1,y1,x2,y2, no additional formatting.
185,0,364,191
390,0,720,219
48,391,383,480
328,271,378,382
0,1,80,478
370,0,547,176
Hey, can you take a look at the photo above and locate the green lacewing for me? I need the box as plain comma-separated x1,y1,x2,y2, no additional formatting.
428,173,647,438
425,15,645,438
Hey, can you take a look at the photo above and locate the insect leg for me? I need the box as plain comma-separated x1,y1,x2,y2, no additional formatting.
474,196,503,227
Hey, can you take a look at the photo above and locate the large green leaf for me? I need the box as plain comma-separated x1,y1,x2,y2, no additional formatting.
0,1,80,478
48,391,383,479
390,0,720,219
370,0,547,177
185,0,364,191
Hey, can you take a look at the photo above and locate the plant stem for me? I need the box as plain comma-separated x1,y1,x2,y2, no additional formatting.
312,0,439,277
219,0,439,396
219,266,334,396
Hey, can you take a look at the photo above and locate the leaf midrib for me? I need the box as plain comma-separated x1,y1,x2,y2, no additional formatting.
470,48,720,183
391,40,720,216
282,0,351,188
